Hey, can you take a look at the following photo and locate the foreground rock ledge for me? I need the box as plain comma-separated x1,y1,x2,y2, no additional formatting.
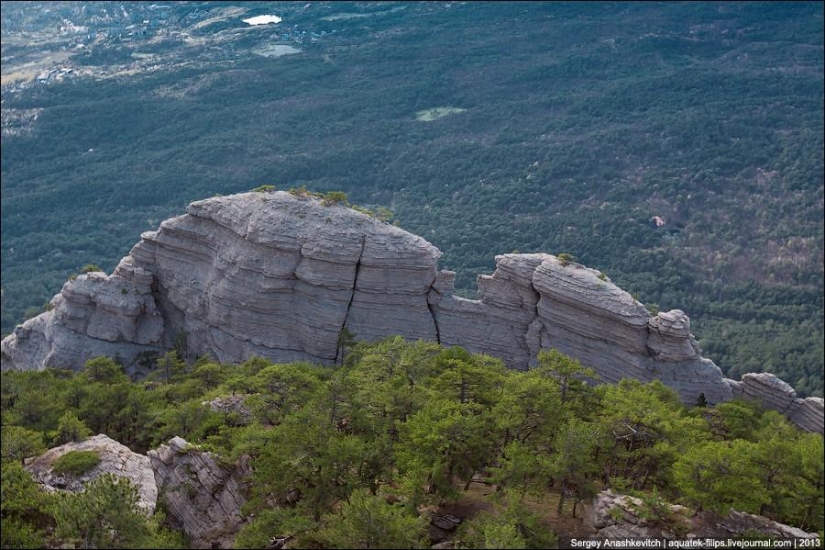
25,435,249,550
587,490,819,542
2,192,822,432
148,436,251,549
24,434,158,515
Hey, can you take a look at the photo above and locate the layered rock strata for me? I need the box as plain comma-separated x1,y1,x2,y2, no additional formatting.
148,436,251,549
24,434,158,514
2,192,822,431
727,373,824,433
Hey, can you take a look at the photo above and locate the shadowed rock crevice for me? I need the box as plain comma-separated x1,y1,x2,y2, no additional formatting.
2,192,821,432
338,236,366,363
426,292,442,345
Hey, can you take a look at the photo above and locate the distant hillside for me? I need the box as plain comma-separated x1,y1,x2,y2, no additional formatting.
1,1,822,395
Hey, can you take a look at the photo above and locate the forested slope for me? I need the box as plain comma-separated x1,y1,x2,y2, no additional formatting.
1,2,822,394
2,341,823,548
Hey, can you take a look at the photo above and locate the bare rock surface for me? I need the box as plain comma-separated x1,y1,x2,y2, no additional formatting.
588,490,819,543
24,434,157,515
430,253,550,369
715,510,819,540
2,191,820,431
148,436,251,549
203,394,253,424
727,373,824,433
1,268,166,373
587,489,691,539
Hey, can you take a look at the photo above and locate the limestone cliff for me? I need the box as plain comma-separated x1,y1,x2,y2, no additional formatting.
727,373,824,433
2,192,822,432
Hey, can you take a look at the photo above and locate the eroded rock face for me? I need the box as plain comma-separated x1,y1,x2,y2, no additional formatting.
2,192,821,431
24,434,158,515
429,253,550,369
148,436,251,549
1,267,166,373
727,374,824,433
587,490,819,542
431,254,733,405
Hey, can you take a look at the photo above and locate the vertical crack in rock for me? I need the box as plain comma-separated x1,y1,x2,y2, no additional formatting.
2,193,820,433
523,274,543,367
336,236,366,363
426,290,442,345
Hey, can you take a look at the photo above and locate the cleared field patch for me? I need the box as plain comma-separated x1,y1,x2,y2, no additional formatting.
191,6,247,31
322,6,407,22
253,44,301,57
415,106,467,121
0,50,74,85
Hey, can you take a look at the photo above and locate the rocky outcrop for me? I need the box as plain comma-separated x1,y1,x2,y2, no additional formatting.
588,490,819,543
24,434,158,514
727,374,824,433
203,394,253,425
148,436,251,549
588,489,691,540
24,433,253,547
1,268,166,374
2,192,821,431
716,510,821,540
416,505,463,545
429,254,549,369
428,254,734,405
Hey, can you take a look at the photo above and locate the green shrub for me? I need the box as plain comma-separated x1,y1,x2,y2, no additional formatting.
351,204,375,217
557,252,576,266
608,506,625,522
288,185,320,198
51,412,92,446
23,306,41,320
252,184,276,193
321,190,349,206
52,450,100,476
80,264,102,274
375,206,393,222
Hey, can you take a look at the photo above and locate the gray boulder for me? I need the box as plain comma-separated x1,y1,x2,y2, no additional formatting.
24,433,158,515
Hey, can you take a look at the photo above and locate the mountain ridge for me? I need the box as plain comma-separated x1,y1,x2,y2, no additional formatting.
2,191,821,432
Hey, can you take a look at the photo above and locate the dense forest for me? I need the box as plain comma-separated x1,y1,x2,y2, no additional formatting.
1,2,823,397
2,339,823,548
